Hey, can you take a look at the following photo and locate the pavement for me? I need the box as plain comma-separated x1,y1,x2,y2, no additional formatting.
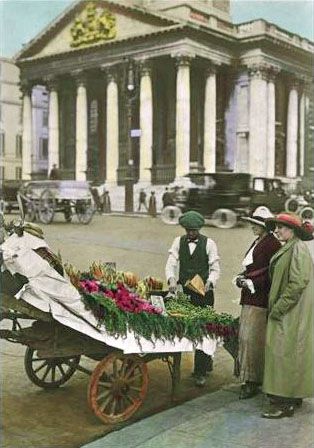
82,384,314,448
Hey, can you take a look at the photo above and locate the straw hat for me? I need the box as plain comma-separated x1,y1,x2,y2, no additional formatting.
241,206,274,230
266,212,314,241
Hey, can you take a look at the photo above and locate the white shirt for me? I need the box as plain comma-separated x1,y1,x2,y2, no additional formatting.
165,236,220,287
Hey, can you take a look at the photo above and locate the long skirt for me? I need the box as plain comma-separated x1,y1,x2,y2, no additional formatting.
238,305,267,384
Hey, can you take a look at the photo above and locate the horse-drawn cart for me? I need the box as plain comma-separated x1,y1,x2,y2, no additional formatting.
19,180,95,225
0,293,183,424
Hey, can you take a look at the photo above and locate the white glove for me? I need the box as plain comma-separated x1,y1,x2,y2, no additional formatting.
168,277,177,294
205,280,213,293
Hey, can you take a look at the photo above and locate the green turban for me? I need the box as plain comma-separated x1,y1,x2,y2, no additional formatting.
179,211,205,229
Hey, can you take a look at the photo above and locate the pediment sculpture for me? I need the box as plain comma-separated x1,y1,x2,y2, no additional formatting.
70,2,116,48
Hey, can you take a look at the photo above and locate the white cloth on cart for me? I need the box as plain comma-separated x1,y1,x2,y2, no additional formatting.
1,234,219,356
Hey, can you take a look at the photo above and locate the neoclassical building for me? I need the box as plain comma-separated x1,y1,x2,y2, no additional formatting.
15,0,314,187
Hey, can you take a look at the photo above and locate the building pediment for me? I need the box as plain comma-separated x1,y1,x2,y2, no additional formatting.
16,0,178,61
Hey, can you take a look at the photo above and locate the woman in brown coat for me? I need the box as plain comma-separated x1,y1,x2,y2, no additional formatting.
236,207,281,399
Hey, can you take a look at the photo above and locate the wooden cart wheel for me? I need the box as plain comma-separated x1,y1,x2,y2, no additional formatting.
88,353,148,424
75,199,95,225
38,189,56,224
24,347,80,389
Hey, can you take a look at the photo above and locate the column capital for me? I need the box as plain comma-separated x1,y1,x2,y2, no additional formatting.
20,80,33,96
265,66,280,82
172,53,194,68
287,75,300,91
44,76,59,91
72,70,87,87
248,64,271,80
139,59,153,77
102,67,118,83
204,63,218,76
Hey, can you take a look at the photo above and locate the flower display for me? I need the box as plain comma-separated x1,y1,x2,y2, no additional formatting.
65,262,238,344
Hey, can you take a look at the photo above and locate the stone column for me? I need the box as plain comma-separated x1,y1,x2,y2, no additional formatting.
139,62,153,184
299,84,305,177
46,78,59,174
266,69,278,178
248,65,268,177
21,83,33,180
203,65,217,172
106,70,119,184
286,79,299,178
74,73,88,181
175,56,192,179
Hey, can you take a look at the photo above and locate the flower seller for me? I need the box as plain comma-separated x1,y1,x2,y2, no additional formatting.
236,207,281,400
262,213,314,419
165,210,220,387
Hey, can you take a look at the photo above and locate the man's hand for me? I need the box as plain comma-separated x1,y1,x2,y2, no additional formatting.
168,277,177,294
205,280,213,292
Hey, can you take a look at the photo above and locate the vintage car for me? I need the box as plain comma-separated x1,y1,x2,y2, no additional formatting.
161,173,298,228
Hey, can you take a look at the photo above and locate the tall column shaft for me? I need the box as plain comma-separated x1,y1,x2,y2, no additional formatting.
248,66,268,176
299,90,305,177
47,86,59,172
75,79,88,180
286,82,299,178
175,57,191,178
106,73,119,183
203,67,216,172
266,77,276,177
22,88,33,180
139,64,153,183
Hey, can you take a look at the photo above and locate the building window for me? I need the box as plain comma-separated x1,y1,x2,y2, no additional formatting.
16,134,22,158
0,166,4,180
40,137,48,159
15,167,22,179
42,110,49,127
0,132,5,156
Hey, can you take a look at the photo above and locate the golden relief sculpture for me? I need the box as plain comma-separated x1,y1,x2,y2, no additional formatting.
70,2,116,47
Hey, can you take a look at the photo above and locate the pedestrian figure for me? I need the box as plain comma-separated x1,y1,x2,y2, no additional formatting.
138,189,147,212
103,191,111,213
235,207,281,400
49,164,61,180
165,211,220,387
261,213,314,419
162,187,174,208
148,191,157,217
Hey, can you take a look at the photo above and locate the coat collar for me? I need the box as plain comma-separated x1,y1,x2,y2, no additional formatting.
270,237,296,265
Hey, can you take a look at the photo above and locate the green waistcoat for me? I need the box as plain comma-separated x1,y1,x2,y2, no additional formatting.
178,234,209,285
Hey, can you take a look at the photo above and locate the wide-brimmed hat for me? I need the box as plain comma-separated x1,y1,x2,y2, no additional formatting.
241,206,274,230
179,211,205,230
266,212,314,241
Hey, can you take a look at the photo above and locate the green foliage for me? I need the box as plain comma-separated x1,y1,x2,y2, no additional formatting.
81,290,238,345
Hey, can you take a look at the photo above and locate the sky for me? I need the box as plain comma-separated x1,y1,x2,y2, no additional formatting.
0,0,313,58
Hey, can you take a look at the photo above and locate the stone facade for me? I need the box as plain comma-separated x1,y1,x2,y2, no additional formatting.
14,0,313,192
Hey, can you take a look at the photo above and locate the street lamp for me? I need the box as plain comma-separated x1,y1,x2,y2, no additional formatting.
124,59,138,212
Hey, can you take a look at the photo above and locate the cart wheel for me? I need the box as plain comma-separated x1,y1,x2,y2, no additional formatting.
161,206,182,225
88,353,148,424
76,199,95,224
24,348,80,389
38,189,56,224
212,208,237,228
64,203,72,223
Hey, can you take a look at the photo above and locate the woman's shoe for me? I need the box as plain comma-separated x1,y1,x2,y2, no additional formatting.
239,382,259,399
262,405,294,419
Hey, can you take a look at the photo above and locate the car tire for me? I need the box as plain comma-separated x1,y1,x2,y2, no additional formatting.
211,209,237,229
